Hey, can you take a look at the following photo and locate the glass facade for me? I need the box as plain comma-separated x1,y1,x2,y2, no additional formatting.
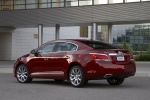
94,0,108,5
97,25,109,42
79,0,92,6
112,24,150,51
109,0,123,4
0,0,150,10
14,0,25,9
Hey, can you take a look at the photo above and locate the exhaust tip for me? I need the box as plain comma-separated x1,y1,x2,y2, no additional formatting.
104,74,112,78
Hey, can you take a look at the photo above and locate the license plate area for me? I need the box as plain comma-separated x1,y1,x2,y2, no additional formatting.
117,56,125,61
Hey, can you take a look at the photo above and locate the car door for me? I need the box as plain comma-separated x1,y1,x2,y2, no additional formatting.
30,42,56,75
49,42,77,77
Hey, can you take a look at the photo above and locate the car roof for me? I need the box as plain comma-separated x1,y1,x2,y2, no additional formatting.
49,39,105,43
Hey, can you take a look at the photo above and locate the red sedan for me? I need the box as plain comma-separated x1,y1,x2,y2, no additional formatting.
13,39,136,87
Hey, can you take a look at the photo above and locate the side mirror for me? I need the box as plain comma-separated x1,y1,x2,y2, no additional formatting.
31,49,37,54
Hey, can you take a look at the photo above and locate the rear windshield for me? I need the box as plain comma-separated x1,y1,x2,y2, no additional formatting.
79,41,118,49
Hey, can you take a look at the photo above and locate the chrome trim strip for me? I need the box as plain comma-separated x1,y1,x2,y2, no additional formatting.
30,71,64,77
109,53,117,56
109,53,130,56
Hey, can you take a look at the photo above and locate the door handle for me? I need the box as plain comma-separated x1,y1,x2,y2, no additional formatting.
44,58,48,61
64,56,70,59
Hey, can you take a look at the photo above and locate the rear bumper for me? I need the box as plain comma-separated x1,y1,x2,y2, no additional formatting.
85,60,136,80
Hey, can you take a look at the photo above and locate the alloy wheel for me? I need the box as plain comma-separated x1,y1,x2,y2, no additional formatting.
16,64,32,83
69,66,86,87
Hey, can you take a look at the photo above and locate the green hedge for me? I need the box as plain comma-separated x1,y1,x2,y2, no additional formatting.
134,54,150,61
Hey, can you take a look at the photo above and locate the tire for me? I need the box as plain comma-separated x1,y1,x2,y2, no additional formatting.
69,66,87,87
16,64,32,83
107,78,124,85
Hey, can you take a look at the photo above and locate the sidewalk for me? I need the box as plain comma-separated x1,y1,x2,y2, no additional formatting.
0,61,150,77
0,61,15,73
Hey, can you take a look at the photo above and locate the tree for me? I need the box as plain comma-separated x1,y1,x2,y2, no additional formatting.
146,43,150,54
136,44,142,51
121,42,133,52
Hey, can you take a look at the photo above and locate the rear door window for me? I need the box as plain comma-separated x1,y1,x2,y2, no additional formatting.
55,42,77,52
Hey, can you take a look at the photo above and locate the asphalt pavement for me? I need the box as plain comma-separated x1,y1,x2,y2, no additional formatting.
0,61,150,100
0,74,150,100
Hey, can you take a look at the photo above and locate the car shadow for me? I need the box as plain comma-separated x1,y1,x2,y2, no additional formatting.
85,82,137,89
31,79,71,87
29,79,138,89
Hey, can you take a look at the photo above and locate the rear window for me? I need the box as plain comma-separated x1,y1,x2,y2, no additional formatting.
79,41,118,49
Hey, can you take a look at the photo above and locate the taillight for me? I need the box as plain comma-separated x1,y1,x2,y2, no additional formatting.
130,54,134,60
90,53,110,61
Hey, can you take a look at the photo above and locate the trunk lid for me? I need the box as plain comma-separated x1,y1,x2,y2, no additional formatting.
98,49,132,64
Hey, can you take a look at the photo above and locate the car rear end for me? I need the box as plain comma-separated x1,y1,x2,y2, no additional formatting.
78,40,136,80
90,49,135,78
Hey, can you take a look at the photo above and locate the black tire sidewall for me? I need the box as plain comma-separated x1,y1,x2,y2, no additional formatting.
16,64,32,83
69,66,86,87
107,78,124,85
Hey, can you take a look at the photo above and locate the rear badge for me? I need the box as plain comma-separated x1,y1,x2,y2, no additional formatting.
118,51,123,56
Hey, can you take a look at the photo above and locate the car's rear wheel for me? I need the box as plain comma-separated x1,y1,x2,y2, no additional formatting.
69,66,87,87
107,77,124,85
16,64,32,83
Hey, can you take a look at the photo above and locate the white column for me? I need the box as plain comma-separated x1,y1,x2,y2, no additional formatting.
108,0,113,4
38,24,43,47
108,24,113,44
55,24,60,40
92,23,97,40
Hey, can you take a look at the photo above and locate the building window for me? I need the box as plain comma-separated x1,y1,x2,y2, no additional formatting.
80,26,88,38
79,0,92,6
109,0,123,4
52,0,64,7
39,0,51,8
26,0,38,9
125,0,140,2
14,0,25,10
66,0,78,7
1,0,13,10
94,0,108,5
97,25,109,42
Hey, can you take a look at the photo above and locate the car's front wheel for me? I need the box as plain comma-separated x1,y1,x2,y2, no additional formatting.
69,66,87,87
107,77,124,85
16,64,32,83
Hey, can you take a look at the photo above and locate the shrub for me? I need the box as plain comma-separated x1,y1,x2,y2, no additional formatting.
121,42,133,52
134,54,150,61
134,43,150,61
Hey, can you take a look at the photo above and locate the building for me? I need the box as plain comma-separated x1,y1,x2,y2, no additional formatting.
0,0,150,60
113,24,150,51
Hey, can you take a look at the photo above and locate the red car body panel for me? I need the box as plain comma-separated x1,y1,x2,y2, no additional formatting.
13,39,136,81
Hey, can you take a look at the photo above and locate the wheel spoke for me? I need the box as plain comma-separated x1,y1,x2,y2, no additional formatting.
16,65,29,83
78,77,81,81
69,67,83,86
72,70,76,74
